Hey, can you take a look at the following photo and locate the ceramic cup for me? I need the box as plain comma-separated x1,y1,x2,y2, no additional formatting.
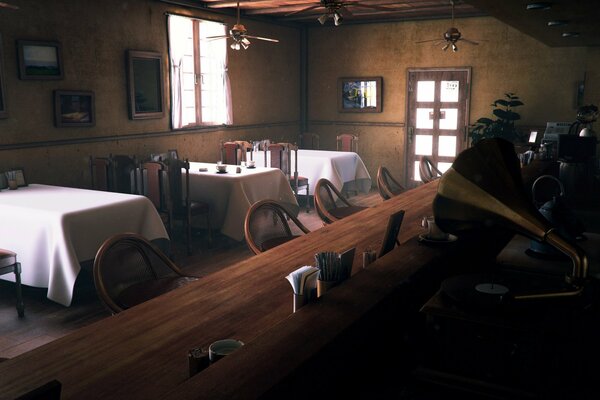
216,164,227,173
247,160,256,168
8,180,18,190
422,216,448,241
208,339,244,363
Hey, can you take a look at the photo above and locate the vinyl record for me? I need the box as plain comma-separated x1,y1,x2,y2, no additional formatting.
441,273,513,308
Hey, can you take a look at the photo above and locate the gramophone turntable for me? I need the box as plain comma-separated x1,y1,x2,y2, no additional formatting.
432,138,589,306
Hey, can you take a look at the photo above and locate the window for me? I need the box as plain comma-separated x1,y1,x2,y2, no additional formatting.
168,15,232,129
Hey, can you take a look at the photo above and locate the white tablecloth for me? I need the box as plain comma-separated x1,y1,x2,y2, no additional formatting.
253,149,372,195
0,184,169,306
188,163,299,241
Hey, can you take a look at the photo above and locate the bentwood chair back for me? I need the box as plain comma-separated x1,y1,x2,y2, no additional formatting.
0,248,24,317
377,166,406,200
419,156,443,183
244,200,310,255
267,143,310,212
164,158,212,254
90,156,113,191
93,233,198,314
221,141,240,165
336,133,358,153
314,178,368,224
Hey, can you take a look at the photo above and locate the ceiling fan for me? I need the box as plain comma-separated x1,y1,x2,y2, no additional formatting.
415,0,479,52
206,2,279,50
286,0,395,26
0,2,19,9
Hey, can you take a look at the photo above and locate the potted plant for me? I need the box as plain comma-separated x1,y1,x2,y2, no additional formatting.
469,92,524,145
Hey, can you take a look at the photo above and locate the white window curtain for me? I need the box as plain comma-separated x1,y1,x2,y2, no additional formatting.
167,14,191,130
199,22,232,125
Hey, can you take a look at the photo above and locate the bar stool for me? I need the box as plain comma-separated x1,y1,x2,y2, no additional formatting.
0,249,24,317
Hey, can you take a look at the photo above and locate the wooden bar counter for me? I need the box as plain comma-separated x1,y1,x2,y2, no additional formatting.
0,182,444,399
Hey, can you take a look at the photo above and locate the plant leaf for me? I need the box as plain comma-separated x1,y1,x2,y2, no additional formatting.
495,99,509,107
508,100,524,107
476,117,494,124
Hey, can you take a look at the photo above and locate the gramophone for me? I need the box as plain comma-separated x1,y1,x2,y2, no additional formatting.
433,138,588,304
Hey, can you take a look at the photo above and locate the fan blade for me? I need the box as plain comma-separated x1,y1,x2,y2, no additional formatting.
442,42,450,51
459,38,480,45
415,38,442,43
0,2,18,9
205,35,230,40
285,4,322,17
349,3,395,12
244,35,279,43
241,37,251,46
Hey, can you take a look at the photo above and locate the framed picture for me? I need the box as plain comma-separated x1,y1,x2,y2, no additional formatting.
0,34,7,118
54,90,95,127
338,77,382,113
17,40,63,80
126,50,164,120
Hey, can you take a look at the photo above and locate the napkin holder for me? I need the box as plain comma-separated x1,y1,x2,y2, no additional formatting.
286,266,319,313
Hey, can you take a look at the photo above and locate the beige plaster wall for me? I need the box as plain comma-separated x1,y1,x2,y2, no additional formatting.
0,0,300,187
307,16,595,185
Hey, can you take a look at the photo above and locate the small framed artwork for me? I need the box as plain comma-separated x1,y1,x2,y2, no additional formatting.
0,34,7,118
54,90,95,127
338,77,382,113
126,50,164,120
17,40,63,80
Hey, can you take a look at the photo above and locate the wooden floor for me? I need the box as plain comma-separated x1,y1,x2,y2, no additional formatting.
0,190,383,359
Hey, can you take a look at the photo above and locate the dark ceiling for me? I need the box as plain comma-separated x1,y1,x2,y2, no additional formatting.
163,0,599,47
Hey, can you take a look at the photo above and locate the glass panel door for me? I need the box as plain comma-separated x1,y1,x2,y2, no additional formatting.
405,68,471,187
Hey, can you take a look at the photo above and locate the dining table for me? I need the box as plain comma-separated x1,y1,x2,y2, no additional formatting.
0,184,169,306
252,149,372,195
187,162,299,241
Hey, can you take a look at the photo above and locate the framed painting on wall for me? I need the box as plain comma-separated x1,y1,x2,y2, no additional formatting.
54,90,95,127
126,50,164,120
0,34,7,118
338,77,382,113
17,40,63,80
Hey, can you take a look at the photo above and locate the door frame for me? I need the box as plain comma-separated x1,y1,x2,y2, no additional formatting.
404,67,472,186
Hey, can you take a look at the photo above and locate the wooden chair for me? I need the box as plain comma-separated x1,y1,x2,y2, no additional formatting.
267,143,310,212
234,141,253,162
89,156,113,191
221,141,240,165
419,156,443,183
300,132,320,150
164,158,212,255
111,154,139,194
336,133,358,153
93,233,198,314
141,160,171,229
314,178,368,224
377,166,405,200
0,249,24,317
244,200,310,255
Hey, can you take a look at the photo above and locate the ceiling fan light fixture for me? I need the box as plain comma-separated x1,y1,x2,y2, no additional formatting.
231,42,241,50
526,2,552,10
317,13,328,25
547,20,568,27
452,43,458,52
333,11,343,26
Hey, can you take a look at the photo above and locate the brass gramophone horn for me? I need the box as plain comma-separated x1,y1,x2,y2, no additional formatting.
433,138,588,300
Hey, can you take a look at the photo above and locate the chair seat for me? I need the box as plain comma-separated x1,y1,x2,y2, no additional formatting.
172,201,210,218
117,276,198,309
260,235,301,251
329,205,368,219
290,176,309,186
0,249,17,270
